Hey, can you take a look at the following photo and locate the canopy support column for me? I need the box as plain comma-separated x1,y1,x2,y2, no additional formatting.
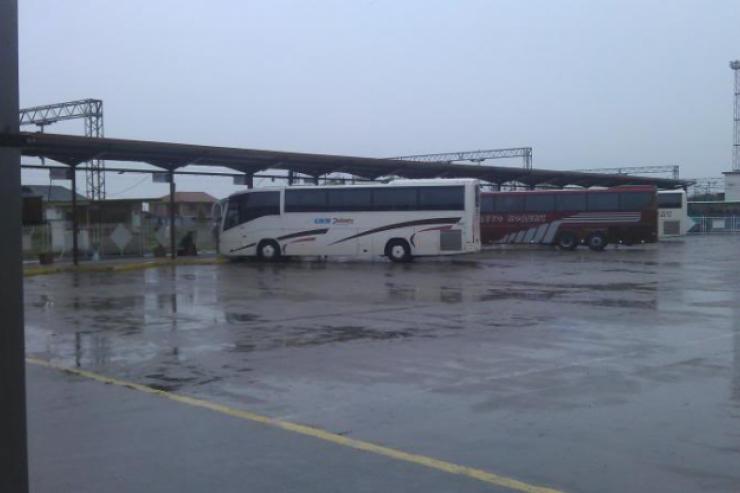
71,166,79,265
169,171,176,260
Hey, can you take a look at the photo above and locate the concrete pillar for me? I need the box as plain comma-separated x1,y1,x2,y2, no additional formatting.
0,1,30,491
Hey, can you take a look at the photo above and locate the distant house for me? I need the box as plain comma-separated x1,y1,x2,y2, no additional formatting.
21,185,88,223
20,185,219,257
152,192,217,220
87,197,157,225
22,184,87,203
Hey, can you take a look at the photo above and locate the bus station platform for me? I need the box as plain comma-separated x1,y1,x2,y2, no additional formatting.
27,363,508,493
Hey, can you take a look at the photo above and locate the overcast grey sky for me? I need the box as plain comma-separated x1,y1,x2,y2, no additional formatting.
18,0,740,198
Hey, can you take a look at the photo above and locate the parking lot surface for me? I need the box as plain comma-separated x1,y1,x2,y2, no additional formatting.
25,235,740,492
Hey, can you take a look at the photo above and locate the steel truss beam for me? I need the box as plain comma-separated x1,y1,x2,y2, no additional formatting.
19,99,105,200
575,165,680,180
390,147,533,169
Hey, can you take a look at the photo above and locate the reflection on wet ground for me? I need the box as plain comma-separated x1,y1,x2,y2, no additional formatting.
25,235,740,493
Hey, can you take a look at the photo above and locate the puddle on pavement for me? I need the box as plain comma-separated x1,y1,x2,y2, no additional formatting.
225,312,262,323
478,289,561,302
229,324,418,353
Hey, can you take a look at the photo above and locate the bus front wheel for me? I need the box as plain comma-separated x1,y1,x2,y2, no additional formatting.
386,239,412,263
257,240,281,261
556,232,578,251
587,232,608,251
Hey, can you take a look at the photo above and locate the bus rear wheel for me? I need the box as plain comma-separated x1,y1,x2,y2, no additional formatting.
587,232,608,251
257,240,281,261
386,239,411,263
556,232,578,251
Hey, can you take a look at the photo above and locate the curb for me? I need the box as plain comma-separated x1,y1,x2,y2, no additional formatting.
24,257,226,277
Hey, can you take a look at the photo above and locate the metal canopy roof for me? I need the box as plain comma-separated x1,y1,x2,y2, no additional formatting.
1,132,690,189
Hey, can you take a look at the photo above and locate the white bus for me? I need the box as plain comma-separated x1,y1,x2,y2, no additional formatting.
657,190,691,237
218,179,481,262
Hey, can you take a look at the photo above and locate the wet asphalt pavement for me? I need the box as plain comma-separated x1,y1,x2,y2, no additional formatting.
25,235,740,492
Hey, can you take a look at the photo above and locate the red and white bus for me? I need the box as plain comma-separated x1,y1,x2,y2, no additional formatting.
480,186,658,250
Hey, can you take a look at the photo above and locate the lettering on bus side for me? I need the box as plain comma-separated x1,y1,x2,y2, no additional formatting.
314,217,355,225
332,218,354,225
481,215,505,224
506,214,547,223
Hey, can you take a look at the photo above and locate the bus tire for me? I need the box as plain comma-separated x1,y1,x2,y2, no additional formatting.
386,239,411,263
257,240,281,261
586,232,607,251
556,232,578,251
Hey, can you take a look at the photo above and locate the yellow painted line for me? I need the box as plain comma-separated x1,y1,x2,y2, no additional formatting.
27,357,564,493
24,256,226,277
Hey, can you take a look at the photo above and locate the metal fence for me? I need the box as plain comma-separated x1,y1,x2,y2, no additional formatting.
690,216,740,233
23,217,217,262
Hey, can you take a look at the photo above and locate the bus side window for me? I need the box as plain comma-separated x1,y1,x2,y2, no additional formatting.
524,194,555,212
372,188,418,211
481,196,495,213
587,192,619,211
556,193,586,211
223,198,242,230
285,189,328,212
619,192,653,210
241,191,281,221
418,186,465,210
327,189,372,212
494,195,524,213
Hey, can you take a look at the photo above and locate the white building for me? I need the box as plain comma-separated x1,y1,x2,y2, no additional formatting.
724,172,740,202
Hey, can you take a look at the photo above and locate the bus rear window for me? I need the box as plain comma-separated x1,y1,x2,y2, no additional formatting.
658,193,683,209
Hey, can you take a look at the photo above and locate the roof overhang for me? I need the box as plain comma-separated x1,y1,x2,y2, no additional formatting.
1,132,692,190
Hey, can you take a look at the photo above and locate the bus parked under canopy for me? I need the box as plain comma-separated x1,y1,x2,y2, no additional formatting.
480,186,658,250
219,179,480,262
